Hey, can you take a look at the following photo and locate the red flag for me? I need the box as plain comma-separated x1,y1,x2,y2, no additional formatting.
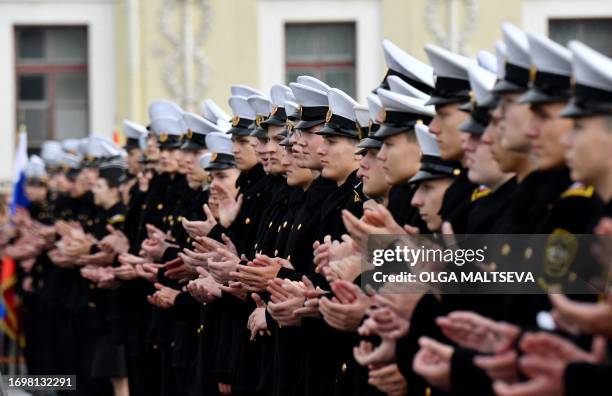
0,256,23,346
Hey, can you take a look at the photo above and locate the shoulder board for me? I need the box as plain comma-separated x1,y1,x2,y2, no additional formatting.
108,214,125,225
471,185,492,202
560,183,594,199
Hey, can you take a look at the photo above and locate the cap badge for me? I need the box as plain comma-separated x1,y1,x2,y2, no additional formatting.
469,91,477,112
271,106,278,116
231,115,240,127
325,109,333,123
159,133,168,143
355,122,364,140
255,114,266,127
298,104,303,118
187,129,193,139
210,152,218,162
529,64,537,83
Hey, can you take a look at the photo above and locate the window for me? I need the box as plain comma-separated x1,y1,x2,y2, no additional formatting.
549,18,612,57
285,23,356,97
15,26,88,149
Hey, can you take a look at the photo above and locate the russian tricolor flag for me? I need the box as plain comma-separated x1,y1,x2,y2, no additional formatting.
10,129,29,217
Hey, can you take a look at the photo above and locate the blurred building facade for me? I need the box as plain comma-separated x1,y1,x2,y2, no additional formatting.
1,0,612,187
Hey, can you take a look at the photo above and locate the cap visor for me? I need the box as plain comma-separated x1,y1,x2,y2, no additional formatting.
492,79,526,94
226,126,252,137
250,128,268,138
408,170,449,184
559,101,592,118
205,162,235,171
459,117,486,135
294,119,325,130
518,88,568,105
425,96,468,107
159,142,183,149
180,141,206,151
260,118,285,129
373,124,412,139
357,137,383,149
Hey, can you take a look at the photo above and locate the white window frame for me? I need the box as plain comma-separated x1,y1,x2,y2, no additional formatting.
522,0,612,35
257,0,382,103
0,0,116,183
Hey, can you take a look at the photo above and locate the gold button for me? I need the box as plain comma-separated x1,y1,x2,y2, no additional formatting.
501,243,511,256
287,255,291,261
269,221,273,228
524,247,533,259
425,387,432,396
157,203,163,210
171,341,175,348
283,221,287,228
87,220,93,226
341,363,347,373
142,204,147,209
89,284,95,289
274,249,278,256
569,272,577,283
277,226,281,232
254,243,258,249
245,217,251,224
178,216,183,222
153,344,158,350
88,302,96,308
297,224,302,230
453,168,461,176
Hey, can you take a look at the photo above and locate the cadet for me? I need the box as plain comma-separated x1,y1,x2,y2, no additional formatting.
424,43,478,233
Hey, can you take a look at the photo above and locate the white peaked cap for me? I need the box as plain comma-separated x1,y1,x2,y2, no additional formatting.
495,41,508,79
383,39,435,88
327,88,359,121
477,50,497,75
568,40,612,92
87,136,123,158
100,141,125,158
415,123,440,157
77,137,90,156
247,95,272,116
376,88,435,117
296,75,331,92
527,32,571,76
148,100,183,121
501,23,530,69
386,75,431,100
354,105,370,127
270,84,294,107
285,101,300,118
366,94,382,122
61,152,83,168
205,132,233,155
150,117,185,136
231,84,265,98
62,138,81,153
26,155,47,179
201,99,230,123
424,44,475,80
228,95,256,119
198,152,212,171
123,120,148,139
183,112,220,134
468,65,497,105
41,141,63,165
289,83,328,107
